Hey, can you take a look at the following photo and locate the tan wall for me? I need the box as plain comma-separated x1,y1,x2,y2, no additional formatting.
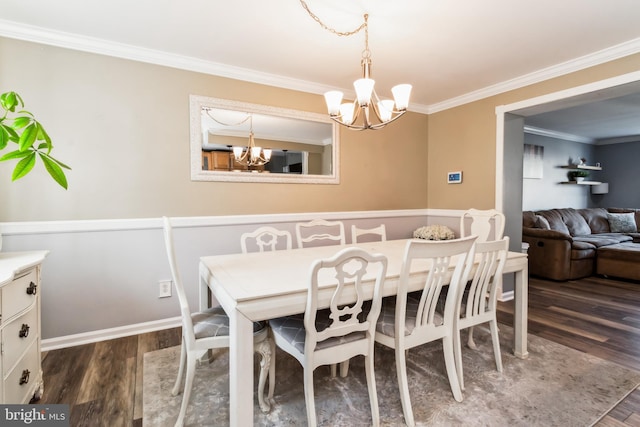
428,53,640,209
0,37,428,221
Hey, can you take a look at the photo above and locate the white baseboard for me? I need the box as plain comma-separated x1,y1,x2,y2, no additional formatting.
41,317,181,352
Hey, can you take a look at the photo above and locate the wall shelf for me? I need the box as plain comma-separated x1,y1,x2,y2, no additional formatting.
560,164,602,171
560,180,602,185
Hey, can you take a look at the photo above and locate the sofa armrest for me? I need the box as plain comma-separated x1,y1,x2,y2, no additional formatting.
523,227,573,241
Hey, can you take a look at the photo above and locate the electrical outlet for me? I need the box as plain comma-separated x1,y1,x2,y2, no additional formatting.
159,280,172,298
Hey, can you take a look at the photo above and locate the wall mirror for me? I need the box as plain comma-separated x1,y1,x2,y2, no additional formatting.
190,95,339,184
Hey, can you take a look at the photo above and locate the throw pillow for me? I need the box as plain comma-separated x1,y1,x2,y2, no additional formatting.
413,225,456,240
535,215,551,230
606,212,638,233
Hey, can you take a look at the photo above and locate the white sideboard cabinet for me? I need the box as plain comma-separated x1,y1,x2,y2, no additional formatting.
0,251,48,403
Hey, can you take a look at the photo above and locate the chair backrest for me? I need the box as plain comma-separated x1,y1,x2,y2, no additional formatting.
162,217,195,340
304,247,388,354
396,235,477,335
295,219,346,248
351,224,387,243
458,237,509,319
241,226,292,253
460,209,505,242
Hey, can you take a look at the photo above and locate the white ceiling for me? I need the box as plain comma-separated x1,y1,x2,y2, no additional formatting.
2,0,640,140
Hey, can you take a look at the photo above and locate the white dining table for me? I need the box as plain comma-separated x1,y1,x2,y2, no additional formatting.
199,238,528,426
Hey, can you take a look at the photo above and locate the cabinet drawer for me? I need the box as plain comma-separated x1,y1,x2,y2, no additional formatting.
2,307,38,373
4,340,40,404
2,269,38,321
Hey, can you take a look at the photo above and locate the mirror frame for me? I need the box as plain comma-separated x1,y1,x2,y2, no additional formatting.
190,95,340,184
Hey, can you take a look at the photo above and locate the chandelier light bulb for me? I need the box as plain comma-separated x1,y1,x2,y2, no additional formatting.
324,91,344,116
232,146,244,161
392,84,412,111
377,100,395,122
354,78,375,106
339,102,355,125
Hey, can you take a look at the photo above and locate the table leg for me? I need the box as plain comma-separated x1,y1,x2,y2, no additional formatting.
228,307,254,426
513,265,529,359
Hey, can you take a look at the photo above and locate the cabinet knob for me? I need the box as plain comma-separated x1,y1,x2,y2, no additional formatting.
19,324,30,338
26,282,37,295
19,369,30,385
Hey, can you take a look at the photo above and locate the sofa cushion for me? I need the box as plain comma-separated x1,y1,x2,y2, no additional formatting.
535,215,551,230
608,208,640,231
536,209,570,234
607,212,638,233
573,234,632,247
561,208,592,237
578,208,610,234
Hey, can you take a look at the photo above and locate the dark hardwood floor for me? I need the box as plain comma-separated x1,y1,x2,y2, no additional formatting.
38,275,640,426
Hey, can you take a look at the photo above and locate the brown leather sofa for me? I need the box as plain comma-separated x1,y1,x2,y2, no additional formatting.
522,207,640,281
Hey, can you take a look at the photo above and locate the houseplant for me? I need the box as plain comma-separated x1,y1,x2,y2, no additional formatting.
568,170,589,182
0,91,70,189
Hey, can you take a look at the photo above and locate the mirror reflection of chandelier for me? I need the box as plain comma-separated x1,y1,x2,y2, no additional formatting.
231,115,272,166
300,1,412,130
204,108,272,166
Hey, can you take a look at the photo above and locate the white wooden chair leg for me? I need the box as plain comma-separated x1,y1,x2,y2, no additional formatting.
330,364,337,377
268,335,276,405
365,352,380,427
442,336,463,402
175,353,197,427
255,337,273,413
395,347,415,427
490,319,503,372
172,338,187,396
467,325,478,350
339,360,349,377
453,328,465,391
303,367,317,427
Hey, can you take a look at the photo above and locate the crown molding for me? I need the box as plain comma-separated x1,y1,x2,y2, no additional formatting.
428,37,640,114
523,125,594,144
1,19,639,116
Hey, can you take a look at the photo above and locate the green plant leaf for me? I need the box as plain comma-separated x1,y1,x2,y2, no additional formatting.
0,92,21,112
0,149,33,161
39,152,68,189
11,151,36,181
45,154,72,170
18,123,38,151
12,115,32,130
0,126,8,150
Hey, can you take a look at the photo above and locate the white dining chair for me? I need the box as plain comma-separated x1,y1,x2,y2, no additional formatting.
239,225,292,401
162,217,274,426
241,226,293,253
454,237,509,391
375,235,477,427
351,224,387,243
269,247,388,427
295,219,346,248
459,208,506,347
459,208,505,242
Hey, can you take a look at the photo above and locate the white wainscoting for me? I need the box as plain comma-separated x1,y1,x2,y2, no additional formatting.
1,208,515,350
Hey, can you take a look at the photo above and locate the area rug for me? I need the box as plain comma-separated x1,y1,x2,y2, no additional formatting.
143,326,640,426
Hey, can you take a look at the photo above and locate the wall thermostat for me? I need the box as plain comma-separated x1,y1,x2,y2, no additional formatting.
447,171,462,184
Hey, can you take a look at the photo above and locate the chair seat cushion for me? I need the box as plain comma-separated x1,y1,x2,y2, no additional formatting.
270,310,365,353
192,306,266,339
376,295,443,338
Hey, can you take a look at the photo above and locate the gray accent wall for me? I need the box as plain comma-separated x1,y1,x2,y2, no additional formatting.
522,133,598,211
591,140,640,209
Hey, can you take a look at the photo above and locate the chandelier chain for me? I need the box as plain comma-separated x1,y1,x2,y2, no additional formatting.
299,0,367,38
204,108,251,127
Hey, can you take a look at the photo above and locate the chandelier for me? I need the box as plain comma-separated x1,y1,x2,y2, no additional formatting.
231,115,272,167
204,108,272,167
301,2,412,130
